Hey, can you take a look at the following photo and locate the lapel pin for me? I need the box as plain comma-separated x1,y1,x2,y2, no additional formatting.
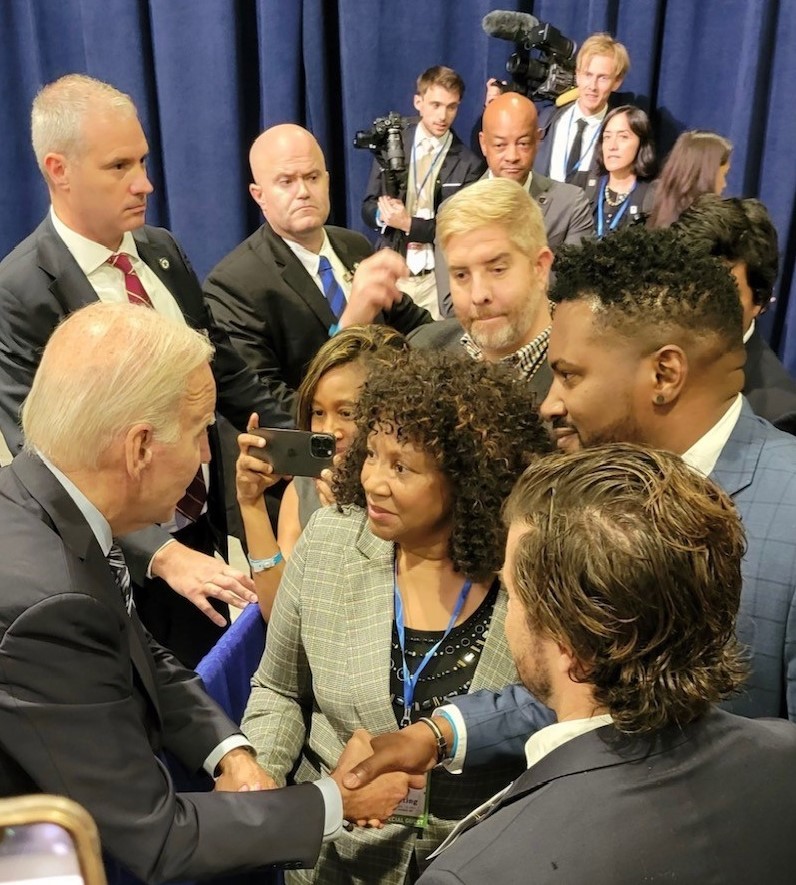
159,257,170,270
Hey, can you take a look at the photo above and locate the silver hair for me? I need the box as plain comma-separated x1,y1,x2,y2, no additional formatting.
22,302,214,470
31,74,138,176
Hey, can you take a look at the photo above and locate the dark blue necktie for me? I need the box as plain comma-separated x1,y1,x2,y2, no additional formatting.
318,256,346,319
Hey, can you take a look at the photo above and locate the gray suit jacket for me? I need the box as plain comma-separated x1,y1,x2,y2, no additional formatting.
0,452,323,882
435,172,593,317
450,400,796,768
242,506,521,885
418,709,796,884
409,319,553,403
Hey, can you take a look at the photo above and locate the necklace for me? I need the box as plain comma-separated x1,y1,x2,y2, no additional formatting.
604,185,631,207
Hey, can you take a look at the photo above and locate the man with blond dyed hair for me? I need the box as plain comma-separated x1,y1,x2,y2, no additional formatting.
0,302,399,882
535,33,631,182
0,73,300,666
411,177,554,401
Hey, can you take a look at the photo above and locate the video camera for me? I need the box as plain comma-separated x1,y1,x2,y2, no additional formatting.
483,10,577,101
353,111,409,199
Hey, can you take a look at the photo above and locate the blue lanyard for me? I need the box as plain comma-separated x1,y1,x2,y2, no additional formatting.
412,137,448,200
394,554,472,728
596,176,637,238
564,109,600,177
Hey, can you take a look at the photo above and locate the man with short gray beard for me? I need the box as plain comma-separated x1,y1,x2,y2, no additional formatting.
410,177,554,403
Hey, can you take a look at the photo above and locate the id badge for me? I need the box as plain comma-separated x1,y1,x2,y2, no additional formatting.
388,781,430,830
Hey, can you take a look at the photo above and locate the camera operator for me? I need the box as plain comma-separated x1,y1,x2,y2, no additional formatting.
361,66,484,319
535,34,630,183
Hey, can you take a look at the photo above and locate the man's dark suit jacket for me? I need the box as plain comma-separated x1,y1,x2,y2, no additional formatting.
361,122,485,254
418,709,796,884
203,221,432,414
0,452,323,883
409,318,553,403
745,326,796,435
534,100,602,180
0,215,289,579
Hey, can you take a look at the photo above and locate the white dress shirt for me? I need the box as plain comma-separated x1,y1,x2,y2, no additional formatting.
430,713,613,858
285,230,353,303
549,103,608,182
49,208,208,534
681,393,743,477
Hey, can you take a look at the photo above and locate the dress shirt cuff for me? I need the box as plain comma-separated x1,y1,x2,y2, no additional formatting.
146,537,178,579
203,735,255,777
435,705,466,774
312,776,345,842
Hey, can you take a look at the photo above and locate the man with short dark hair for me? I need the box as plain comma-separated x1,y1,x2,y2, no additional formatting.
415,446,796,883
675,194,796,434
361,66,484,318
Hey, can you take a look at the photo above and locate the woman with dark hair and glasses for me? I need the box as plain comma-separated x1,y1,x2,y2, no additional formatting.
576,105,658,236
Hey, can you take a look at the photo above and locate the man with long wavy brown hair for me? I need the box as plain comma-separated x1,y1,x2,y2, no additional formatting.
349,445,796,884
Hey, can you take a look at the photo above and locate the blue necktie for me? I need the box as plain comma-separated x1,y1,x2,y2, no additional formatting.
318,256,346,319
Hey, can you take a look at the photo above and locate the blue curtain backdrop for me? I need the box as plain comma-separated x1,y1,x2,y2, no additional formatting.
1,0,794,372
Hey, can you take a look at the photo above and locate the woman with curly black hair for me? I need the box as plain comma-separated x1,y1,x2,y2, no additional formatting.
242,349,551,885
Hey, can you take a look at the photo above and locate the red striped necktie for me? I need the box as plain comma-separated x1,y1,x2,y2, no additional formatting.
107,251,207,526
108,252,154,307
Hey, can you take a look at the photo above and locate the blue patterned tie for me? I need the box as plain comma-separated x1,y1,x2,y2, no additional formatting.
318,256,346,319
107,543,134,615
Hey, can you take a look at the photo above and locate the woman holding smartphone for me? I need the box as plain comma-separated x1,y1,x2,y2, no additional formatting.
236,325,407,619
242,349,551,884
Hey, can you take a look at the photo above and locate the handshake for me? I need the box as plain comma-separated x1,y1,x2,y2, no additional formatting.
214,719,447,827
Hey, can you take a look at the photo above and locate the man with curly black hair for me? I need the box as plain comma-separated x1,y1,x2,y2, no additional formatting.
241,349,551,885
674,194,796,434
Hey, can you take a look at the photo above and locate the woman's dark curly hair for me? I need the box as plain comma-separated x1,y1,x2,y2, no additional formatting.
333,350,552,582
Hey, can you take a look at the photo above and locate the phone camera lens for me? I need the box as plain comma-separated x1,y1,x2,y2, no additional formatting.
310,435,334,458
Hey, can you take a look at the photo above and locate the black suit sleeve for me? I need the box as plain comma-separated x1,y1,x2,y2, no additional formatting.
167,237,293,431
361,158,386,230
385,295,434,334
0,280,60,454
0,591,323,882
203,265,300,416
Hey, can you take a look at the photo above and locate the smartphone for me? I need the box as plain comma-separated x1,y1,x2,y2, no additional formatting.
0,795,107,885
248,428,335,478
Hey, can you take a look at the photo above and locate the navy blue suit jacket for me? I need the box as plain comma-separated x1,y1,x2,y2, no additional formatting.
451,400,796,767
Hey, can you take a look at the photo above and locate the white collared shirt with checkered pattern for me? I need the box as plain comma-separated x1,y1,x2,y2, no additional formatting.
460,326,551,380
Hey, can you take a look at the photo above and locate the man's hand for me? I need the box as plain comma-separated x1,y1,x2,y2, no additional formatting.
377,195,412,234
339,250,409,328
343,719,449,790
214,747,277,792
332,730,415,827
150,542,257,626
